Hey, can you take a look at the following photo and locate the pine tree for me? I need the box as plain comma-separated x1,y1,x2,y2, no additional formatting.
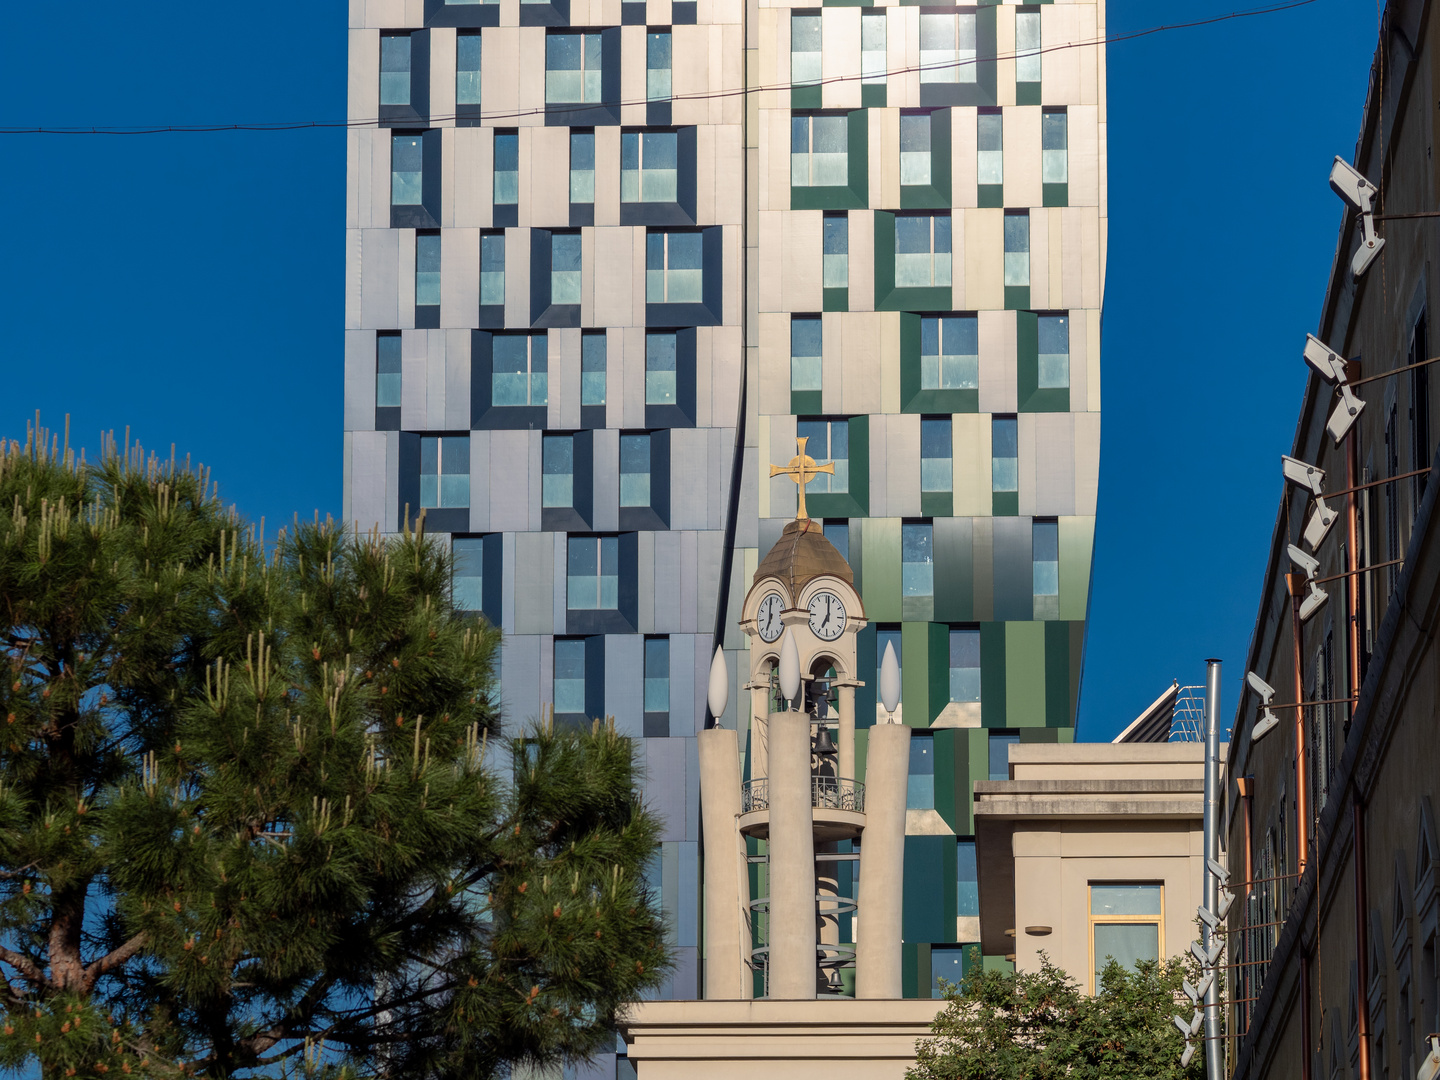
0,421,669,1078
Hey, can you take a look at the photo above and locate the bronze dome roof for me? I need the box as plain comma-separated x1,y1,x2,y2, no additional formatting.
752,518,854,599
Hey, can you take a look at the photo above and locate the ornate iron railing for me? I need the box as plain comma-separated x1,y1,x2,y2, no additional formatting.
740,777,865,814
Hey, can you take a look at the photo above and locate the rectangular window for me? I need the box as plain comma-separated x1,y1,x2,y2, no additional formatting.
895,215,952,289
949,628,980,703
621,131,679,203
456,32,482,106
493,131,519,207
921,418,952,493
381,33,413,105
1090,884,1163,991
823,520,849,562
645,231,703,302
620,433,652,507
567,536,619,610
554,639,587,715
415,232,441,308
545,32,602,104
992,416,1017,493
570,131,596,204
1042,111,1068,183
453,536,485,614
644,636,670,713
551,233,581,306
796,419,849,493
791,13,822,87
420,436,470,509
542,434,574,508
1015,12,1041,85
647,31,672,101
900,113,932,186
582,332,607,406
921,316,978,390
907,734,934,810
1004,212,1030,287
1033,519,1058,597
861,13,887,85
901,521,934,598
480,232,506,306
1038,314,1069,389
823,214,848,288
791,315,823,393
977,110,1003,185
645,332,677,405
492,334,548,406
376,332,402,408
988,731,1017,781
919,13,977,85
957,838,979,916
392,133,424,206
791,115,848,187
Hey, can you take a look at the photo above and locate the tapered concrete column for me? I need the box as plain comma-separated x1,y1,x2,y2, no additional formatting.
767,709,817,999
698,728,749,999
748,683,770,779
856,721,910,999
836,682,857,783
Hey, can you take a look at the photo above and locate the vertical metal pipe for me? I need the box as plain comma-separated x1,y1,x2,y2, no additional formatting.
1237,777,1254,1035
1347,384,1363,711
1354,797,1373,1080
1288,577,1310,874
1203,659,1223,1080
1301,954,1314,1080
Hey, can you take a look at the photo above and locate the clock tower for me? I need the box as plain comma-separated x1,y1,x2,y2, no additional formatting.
696,438,912,1000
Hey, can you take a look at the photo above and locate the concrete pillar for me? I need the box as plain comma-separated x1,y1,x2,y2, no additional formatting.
748,682,770,779
767,709,817,999
836,682,856,782
856,721,910,999
698,728,749,999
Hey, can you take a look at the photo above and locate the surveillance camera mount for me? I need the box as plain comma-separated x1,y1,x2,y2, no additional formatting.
1330,156,1386,277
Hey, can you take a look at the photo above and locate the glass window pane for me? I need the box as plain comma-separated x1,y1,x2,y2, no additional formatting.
992,417,1017,457
582,334,607,405
1016,12,1041,82
907,737,934,809
823,520,848,563
1091,884,1163,916
494,133,518,171
988,733,1018,781
1093,924,1160,984
1033,520,1059,561
957,840,979,916
453,537,485,612
932,946,969,998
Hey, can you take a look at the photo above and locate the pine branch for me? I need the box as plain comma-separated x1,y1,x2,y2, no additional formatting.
82,932,146,993
0,945,45,987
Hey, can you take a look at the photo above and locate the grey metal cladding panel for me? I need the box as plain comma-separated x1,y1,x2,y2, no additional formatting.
361,230,400,329
498,633,541,738
661,842,678,945
1032,414,1076,516
468,431,490,532
886,414,921,519
868,415,888,519
971,517,994,623
668,428,710,532
933,517,974,623
512,531,555,636
695,530,723,633
384,430,401,533
637,531,656,633
440,227,479,329
685,737,700,842
504,228,531,328
735,445,760,549
643,738,688,842
553,329,582,430
991,516,1033,623
605,634,645,737
400,330,429,430
426,330,448,429
345,331,377,431
676,841,699,947
487,430,533,533
668,634,697,738
551,532,566,633
501,531,517,633
652,533,683,634
528,427,543,532
444,329,472,431
591,428,619,533
757,517,785,564
350,431,390,531
679,531,699,633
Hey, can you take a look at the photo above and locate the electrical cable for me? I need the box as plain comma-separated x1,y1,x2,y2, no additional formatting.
0,0,1319,135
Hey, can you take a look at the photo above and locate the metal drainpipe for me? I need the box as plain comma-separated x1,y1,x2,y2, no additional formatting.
1301,954,1314,1080
1355,797,1373,1080
1346,370,1364,709
1203,660,1223,1080
1287,575,1310,874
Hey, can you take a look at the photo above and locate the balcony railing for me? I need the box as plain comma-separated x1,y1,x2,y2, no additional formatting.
741,777,865,814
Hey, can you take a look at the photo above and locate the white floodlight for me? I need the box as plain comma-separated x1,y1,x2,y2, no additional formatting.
1287,544,1320,579
1282,457,1339,549
1207,857,1231,886
1418,1035,1440,1080
1181,1044,1196,1069
1304,334,1367,443
1247,671,1281,743
1286,544,1331,619
1330,156,1385,278
1197,904,1221,931
1300,581,1330,621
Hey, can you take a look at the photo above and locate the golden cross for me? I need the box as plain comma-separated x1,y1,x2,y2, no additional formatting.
770,436,835,520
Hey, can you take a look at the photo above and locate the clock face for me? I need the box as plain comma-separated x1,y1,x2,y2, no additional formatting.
807,591,847,642
756,592,785,643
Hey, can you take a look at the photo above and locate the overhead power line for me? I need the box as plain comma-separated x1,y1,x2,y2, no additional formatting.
0,0,1317,135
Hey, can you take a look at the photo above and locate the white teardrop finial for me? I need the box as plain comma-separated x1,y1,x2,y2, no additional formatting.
879,641,901,716
707,645,729,721
778,628,802,707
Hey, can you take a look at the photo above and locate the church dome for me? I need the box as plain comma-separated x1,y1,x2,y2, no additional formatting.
752,517,854,599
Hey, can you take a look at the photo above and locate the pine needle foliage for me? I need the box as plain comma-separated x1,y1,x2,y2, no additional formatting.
908,952,1205,1080
0,421,669,1078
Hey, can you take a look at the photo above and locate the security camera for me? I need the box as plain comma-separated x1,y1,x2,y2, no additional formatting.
1330,156,1385,278
1246,671,1276,704
1304,499,1338,550
1304,335,1367,443
1282,455,1326,499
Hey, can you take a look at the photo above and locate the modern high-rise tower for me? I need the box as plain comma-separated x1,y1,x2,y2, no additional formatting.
343,0,1105,1024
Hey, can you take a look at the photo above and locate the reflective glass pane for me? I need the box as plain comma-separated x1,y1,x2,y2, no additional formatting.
900,114,931,153
1004,213,1029,253
1091,884,1163,916
823,215,848,255
421,436,440,474
376,371,402,407
823,521,848,562
547,33,581,70
957,841,979,916
568,537,598,576
480,234,505,273
988,733,1018,781
921,418,950,460
1093,924,1160,987
376,334,402,373
907,737,934,809
895,215,931,254
991,417,1017,457
452,538,485,612
1016,12,1041,82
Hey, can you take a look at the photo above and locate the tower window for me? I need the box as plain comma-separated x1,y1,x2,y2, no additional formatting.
420,436,470,509
895,214,952,289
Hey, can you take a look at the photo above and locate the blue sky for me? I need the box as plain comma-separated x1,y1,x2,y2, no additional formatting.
0,0,1378,741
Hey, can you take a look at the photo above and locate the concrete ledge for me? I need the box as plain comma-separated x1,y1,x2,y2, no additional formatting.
973,798,1203,818
973,778,1203,794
